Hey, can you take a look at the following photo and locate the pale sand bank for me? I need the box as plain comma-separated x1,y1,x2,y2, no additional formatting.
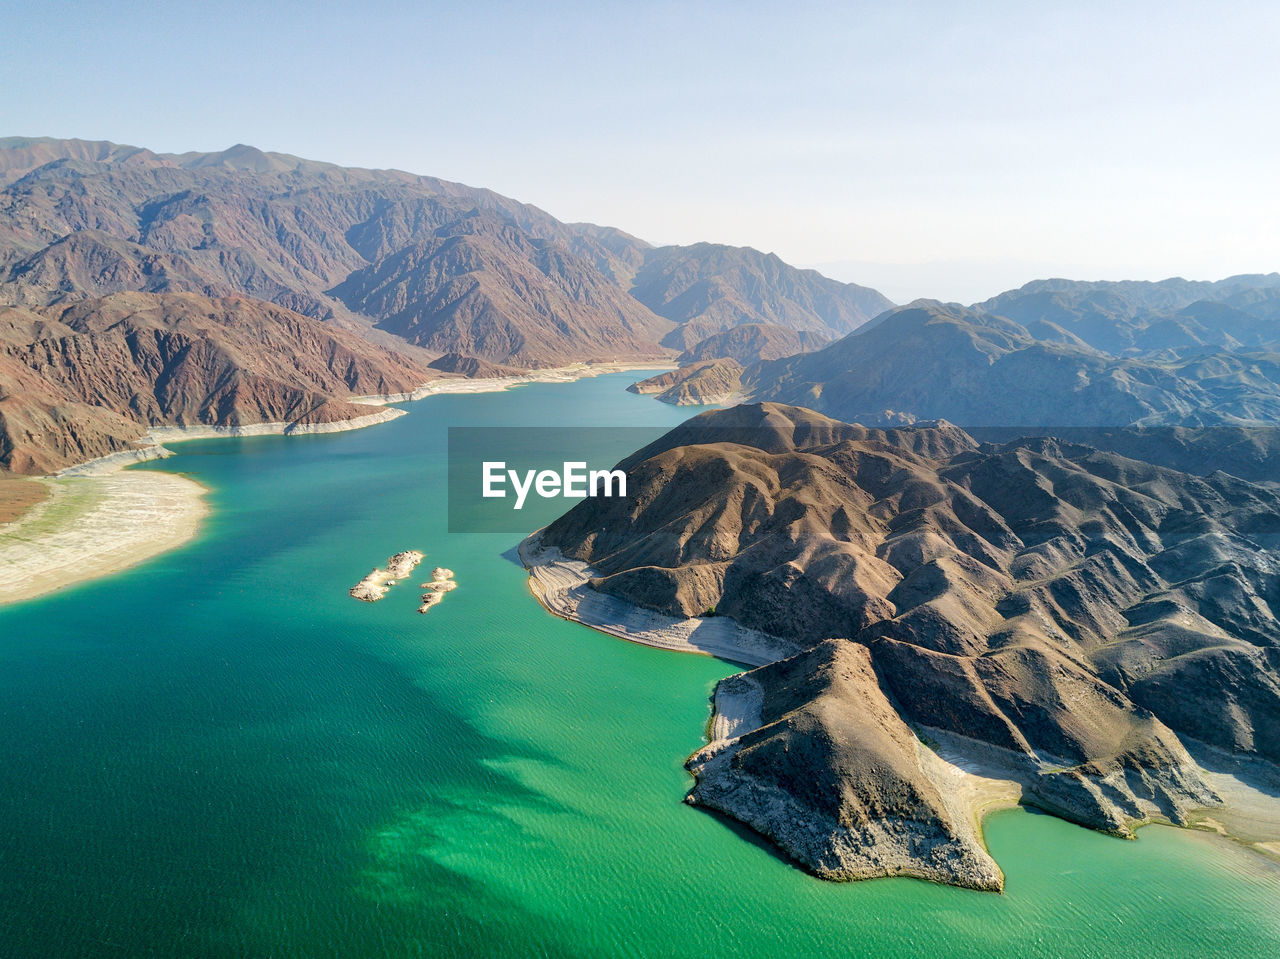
519,531,803,667
0,468,207,605
56,409,407,478
1185,744,1280,862
350,362,675,406
147,407,406,442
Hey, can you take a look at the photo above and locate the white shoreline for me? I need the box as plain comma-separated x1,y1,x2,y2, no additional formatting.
0,467,207,606
517,530,804,666
350,361,674,405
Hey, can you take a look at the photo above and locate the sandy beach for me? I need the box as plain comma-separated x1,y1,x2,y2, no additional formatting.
0,407,403,606
0,467,207,605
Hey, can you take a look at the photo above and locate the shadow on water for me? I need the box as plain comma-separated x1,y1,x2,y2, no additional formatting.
0,593,571,958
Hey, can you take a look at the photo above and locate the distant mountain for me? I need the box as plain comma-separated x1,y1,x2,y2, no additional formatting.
739,291,1280,428
978,276,1280,355
0,291,427,473
676,323,830,365
630,243,893,350
539,402,1280,885
0,137,890,372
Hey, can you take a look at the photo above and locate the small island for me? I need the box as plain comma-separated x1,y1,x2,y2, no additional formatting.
418,567,457,613
349,550,425,602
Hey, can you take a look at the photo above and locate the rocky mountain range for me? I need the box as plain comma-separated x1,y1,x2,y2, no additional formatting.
0,136,894,472
636,277,1280,436
536,402,1280,887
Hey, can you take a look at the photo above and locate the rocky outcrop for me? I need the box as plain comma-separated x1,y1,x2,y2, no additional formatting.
687,640,1005,889
349,550,424,602
417,567,457,613
677,323,830,365
626,360,743,405
425,352,525,379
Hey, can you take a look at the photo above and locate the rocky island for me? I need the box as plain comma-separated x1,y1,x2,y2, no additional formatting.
418,567,457,613
527,403,1280,889
349,550,425,602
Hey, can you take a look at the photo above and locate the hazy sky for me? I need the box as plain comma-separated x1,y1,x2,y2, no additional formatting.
4,0,1277,303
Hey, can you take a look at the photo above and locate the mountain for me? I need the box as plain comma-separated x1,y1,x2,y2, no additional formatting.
0,137,890,370
978,276,1280,355
630,243,893,351
425,352,524,378
676,323,830,365
0,136,896,472
740,295,1280,428
330,211,673,366
0,291,427,473
536,403,1280,886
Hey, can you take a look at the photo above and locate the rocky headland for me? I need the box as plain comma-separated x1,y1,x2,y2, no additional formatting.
528,402,1280,888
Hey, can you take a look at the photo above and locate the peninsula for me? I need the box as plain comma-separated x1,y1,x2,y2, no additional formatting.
526,403,1280,888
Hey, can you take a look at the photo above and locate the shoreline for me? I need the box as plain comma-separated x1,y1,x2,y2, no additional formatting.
0,464,208,606
517,530,804,667
3,362,672,607
350,361,675,406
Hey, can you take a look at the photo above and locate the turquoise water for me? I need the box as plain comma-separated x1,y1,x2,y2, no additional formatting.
1,372,1278,958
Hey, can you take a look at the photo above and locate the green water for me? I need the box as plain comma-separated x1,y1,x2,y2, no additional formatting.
1,373,1277,958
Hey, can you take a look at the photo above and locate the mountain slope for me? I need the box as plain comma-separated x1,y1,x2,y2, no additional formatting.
0,138,891,371
331,212,672,366
630,243,893,350
0,291,428,473
677,323,830,365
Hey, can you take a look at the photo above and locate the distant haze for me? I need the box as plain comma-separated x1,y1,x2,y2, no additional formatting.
2,1,1278,288
807,259,1167,307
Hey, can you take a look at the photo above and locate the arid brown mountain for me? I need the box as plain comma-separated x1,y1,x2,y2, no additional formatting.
425,352,524,379
0,136,898,471
0,291,428,473
677,323,830,365
630,243,893,351
739,298,1280,427
0,137,890,369
330,212,673,366
537,403,1280,885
